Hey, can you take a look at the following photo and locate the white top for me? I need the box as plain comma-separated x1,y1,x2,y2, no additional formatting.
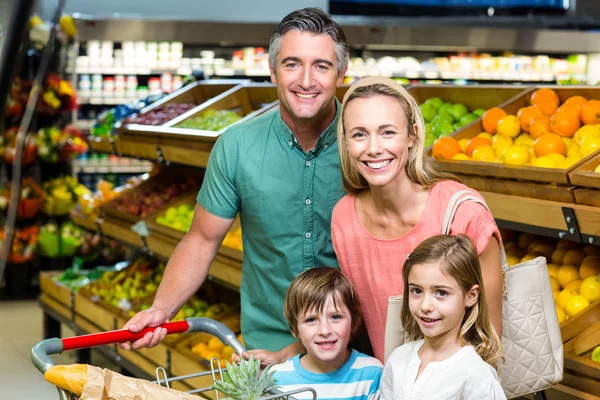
380,340,506,400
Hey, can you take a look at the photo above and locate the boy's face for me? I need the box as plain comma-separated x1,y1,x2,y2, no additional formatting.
296,294,352,373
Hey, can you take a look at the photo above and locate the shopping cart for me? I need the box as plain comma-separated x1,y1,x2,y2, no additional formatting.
31,317,316,400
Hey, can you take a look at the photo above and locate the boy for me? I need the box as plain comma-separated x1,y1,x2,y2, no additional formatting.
270,267,382,400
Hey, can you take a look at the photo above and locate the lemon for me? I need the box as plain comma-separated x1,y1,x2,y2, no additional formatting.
564,250,586,265
562,137,574,151
492,134,513,147
557,239,578,250
580,276,600,302
567,145,582,158
564,279,582,292
574,124,600,146
207,336,225,352
546,153,566,164
477,132,494,141
565,295,591,317
557,288,579,310
471,146,496,162
521,253,542,263
452,153,470,161
528,241,554,259
580,256,600,279
518,233,538,249
459,138,469,154
592,346,600,363
497,115,521,138
547,263,559,278
580,136,600,158
551,249,567,265
596,164,600,173
507,255,521,267
553,290,560,301
494,142,512,158
557,264,581,287
556,305,566,324
502,145,530,166
515,133,535,147
561,157,580,169
549,276,561,292
533,156,559,169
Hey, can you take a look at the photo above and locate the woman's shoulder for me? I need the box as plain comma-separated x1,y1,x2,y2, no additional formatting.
332,193,356,223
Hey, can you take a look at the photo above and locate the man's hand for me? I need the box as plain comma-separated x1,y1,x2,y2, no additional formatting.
119,306,169,351
232,349,285,367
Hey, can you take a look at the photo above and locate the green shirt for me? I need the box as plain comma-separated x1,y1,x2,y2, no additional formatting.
197,101,345,352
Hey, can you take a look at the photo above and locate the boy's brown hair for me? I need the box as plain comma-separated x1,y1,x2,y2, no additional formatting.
284,267,362,337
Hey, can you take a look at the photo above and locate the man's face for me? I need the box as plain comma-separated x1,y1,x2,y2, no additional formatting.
270,30,345,124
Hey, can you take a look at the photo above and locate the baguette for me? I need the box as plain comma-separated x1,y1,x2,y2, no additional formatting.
44,364,87,396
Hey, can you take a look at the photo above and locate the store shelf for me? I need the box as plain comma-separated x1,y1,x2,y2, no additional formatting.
70,67,191,75
79,97,143,105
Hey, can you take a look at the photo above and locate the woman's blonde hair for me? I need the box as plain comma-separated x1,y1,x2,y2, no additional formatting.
337,77,460,193
401,234,502,369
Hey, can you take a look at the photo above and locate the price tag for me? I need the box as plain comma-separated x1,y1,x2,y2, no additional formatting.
132,221,149,237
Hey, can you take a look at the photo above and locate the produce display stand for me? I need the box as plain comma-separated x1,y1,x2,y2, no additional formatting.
570,152,600,207
561,314,600,396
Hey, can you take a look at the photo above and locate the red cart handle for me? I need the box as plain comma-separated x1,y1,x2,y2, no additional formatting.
61,320,190,351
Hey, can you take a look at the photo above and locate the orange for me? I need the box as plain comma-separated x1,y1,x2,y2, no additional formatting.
547,263,559,278
432,137,462,160
557,289,578,309
482,108,507,134
549,276,561,292
534,100,559,117
564,279,582,292
557,239,578,250
518,106,543,132
529,115,551,139
565,295,591,317
580,276,600,302
550,111,580,138
564,249,586,265
564,95,587,106
551,248,568,265
466,137,492,157
580,256,600,279
557,264,580,288
497,115,521,138
581,100,600,125
557,103,582,120
534,133,565,157
207,336,225,352
531,88,559,106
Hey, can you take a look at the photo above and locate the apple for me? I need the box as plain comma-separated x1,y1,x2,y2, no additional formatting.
420,103,437,122
449,104,469,121
424,97,443,110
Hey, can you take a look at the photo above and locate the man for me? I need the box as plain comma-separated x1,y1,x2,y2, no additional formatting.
121,7,349,363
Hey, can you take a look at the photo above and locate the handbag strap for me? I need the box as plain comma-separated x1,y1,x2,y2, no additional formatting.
441,190,508,269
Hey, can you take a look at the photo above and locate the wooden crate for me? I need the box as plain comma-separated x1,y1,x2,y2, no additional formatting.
40,271,73,310
574,188,600,208
432,86,600,185
87,136,116,154
570,151,600,190
458,174,576,203
562,320,600,397
74,289,119,331
115,315,170,368
70,209,98,231
144,192,197,241
561,300,600,343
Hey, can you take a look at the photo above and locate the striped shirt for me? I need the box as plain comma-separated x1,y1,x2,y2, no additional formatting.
270,350,383,400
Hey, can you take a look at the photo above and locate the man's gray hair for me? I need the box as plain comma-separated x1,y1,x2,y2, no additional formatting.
268,8,349,75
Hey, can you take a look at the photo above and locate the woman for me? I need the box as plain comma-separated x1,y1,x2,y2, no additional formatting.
331,76,503,362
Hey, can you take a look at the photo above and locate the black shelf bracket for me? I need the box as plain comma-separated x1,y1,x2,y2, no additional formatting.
560,207,582,243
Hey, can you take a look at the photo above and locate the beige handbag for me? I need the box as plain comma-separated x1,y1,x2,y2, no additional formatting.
383,190,563,398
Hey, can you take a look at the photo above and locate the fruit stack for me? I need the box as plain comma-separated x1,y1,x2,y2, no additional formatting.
121,103,196,126
419,98,484,147
155,203,194,233
501,230,600,326
43,176,90,216
191,334,244,368
175,108,242,131
433,88,600,167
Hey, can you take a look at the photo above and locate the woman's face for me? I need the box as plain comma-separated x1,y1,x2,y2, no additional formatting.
343,94,415,189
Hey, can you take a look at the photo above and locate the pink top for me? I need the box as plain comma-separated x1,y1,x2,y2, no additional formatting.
331,180,501,362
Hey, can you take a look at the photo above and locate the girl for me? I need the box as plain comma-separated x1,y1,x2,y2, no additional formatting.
380,234,505,399
332,77,503,362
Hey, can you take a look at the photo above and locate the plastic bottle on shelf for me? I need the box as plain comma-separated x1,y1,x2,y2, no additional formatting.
103,77,115,98
78,75,91,98
114,75,125,98
148,78,161,95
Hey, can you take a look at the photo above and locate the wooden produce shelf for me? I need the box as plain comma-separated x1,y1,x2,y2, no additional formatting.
40,272,74,322
570,151,600,208
562,320,600,397
432,86,600,185
88,135,118,154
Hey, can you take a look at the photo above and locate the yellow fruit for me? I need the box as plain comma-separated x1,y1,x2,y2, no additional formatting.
557,288,579,310
556,305,566,324
551,249,567,265
497,115,521,138
574,124,600,146
583,245,600,256
203,350,222,362
557,239,578,250
546,153,566,164
564,279,582,292
505,241,521,254
192,343,208,355
580,136,600,158
596,164,600,173
549,276,561,292
477,132,494,141
547,263,559,278
567,145,581,158
471,146,496,162
564,250,586,265
562,137,574,151
458,138,469,153
565,295,591,317
561,157,580,169
59,15,77,38
515,133,534,147
521,253,542,263
553,290,560,301
518,233,538,249
494,142,512,158
492,134,514,147
592,346,600,363
207,337,225,352
580,256,600,280
502,145,530,165
580,276,600,302
452,153,470,161
237,334,244,346
528,242,554,259
507,255,521,267
221,346,235,361
533,156,559,169
557,264,581,288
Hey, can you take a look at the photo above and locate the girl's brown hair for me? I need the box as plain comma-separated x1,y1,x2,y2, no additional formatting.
284,267,362,338
401,234,502,368
337,77,460,193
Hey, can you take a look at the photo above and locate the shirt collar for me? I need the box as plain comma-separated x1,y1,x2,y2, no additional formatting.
277,98,341,151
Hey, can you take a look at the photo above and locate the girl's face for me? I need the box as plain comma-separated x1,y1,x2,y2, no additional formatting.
343,95,415,188
407,260,479,343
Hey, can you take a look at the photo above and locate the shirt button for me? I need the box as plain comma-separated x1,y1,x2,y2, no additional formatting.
305,161,311,167
305,199,311,205
305,232,311,238
288,141,293,146
324,144,329,149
